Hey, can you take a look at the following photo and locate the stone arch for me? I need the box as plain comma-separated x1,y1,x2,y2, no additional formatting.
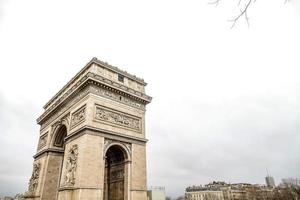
50,123,68,149
104,141,131,162
53,125,67,148
103,142,131,200
42,124,68,200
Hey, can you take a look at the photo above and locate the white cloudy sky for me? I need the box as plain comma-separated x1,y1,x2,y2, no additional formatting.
0,0,300,198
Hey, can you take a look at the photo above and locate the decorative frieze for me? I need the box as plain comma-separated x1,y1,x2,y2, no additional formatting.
39,78,147,131
37,133,48,150
95,105,141,131
63,144,78,186
38,71,151,125
27,162,41,194
70,106,86,128
90,85,145,110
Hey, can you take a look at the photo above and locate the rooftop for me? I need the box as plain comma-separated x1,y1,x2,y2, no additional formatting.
43,57,148,110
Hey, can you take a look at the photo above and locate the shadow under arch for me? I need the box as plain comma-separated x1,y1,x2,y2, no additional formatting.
53,125,67,148
104,144,131,200
104,142,131,162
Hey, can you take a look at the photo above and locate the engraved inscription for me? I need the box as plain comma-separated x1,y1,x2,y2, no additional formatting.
95,106,141,131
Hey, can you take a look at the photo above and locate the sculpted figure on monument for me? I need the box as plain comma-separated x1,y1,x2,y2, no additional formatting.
64,144,78,186
24,58,151,200
27,162,41,194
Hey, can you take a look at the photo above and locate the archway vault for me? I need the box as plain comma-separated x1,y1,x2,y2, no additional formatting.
104,140,132,162
53,125,67,148
104,143,131,200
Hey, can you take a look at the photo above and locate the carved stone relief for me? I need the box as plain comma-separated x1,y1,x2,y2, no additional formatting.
27,162,41,195
39,73,149,130
90,85,145,110
38,70,151,120
63,144,78,186
70,106,86,128
37,133,48,150
95,105,141,131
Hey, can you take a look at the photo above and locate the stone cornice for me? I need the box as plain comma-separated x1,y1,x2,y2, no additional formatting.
33,148,64,159
87,72,152,102
37,72,152,125
58,186,100,191
65,125,148,145
43,58,148,110
43,59,93,110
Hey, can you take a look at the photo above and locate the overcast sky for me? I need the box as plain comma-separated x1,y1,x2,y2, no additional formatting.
0,0,300,198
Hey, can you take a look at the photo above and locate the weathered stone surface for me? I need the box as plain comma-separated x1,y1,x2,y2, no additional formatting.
25,58,151,200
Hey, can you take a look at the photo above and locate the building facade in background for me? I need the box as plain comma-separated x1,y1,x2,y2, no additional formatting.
24,58,152,200
147,187,166,200
185,181,274,200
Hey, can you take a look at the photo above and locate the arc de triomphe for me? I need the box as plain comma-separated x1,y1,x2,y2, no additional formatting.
24,58,152,200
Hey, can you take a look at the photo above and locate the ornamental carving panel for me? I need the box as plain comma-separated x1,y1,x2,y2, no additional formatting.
70,106,86,128
95,105,141,131
37,133,48,150
63,144,78,186
90,85,144,110
27,162,41,194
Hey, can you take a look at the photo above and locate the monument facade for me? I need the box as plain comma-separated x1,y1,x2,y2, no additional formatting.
24,58,152,200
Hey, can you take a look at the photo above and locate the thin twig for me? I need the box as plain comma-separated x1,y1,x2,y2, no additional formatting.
209,0,288,28
229,0,252,28
208,0,221,7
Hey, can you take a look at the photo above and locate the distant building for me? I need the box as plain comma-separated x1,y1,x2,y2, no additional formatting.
265,175,276,188
185,182,227,200
186,189,224,200
147,186,166,200
185,181,274,200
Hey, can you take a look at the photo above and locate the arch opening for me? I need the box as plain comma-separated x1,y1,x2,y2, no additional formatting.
53,125,67,148
104,145,128,200
42,125,67,199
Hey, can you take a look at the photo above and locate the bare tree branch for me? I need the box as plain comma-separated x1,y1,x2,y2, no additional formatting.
210,0,289,28
208,0,221,7
229,0,252,28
